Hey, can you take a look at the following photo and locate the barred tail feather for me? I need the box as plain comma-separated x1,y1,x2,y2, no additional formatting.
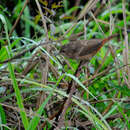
101,33,118,46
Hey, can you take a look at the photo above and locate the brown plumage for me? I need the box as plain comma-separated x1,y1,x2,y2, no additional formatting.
60,34,118,63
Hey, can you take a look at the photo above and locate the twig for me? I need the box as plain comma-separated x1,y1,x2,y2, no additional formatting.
83,64,130,87
93,49,110,77
35,0,48,39
90,11,105,36
86,3,105,26
72,0,81,18
5,0,29,45
59,0,98,40
56,83,76,129
122,0,130,88
101,1,121,115
102,46,121,115
76,113,124,127
35,0,49,109
55,60,83,129
90,98,130,104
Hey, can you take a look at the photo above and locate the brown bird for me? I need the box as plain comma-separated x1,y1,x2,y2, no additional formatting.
60,34,118,63
0,34,118,65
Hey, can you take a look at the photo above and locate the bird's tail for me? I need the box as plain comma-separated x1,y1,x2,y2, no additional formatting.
101,33,118,46
95,33,118,53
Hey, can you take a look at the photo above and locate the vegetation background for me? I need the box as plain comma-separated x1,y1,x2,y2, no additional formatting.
0,0,130,129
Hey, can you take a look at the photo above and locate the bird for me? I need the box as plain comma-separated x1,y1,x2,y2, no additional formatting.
60,34,118,64
0,34,118,65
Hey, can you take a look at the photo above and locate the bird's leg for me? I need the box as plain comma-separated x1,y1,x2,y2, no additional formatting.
85,64,90,79
75,60,89,78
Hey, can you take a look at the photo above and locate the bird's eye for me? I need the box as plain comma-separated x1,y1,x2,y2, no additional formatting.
61,49,65,53
60,48,66,53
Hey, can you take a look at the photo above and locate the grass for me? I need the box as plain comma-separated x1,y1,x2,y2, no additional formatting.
0,0,130,129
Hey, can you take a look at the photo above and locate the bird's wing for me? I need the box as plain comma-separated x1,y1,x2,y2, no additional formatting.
79,39,102,56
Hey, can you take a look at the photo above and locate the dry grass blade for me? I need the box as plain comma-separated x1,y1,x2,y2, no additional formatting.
77,0,98,20
35,0,50,109
122,0,130,88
